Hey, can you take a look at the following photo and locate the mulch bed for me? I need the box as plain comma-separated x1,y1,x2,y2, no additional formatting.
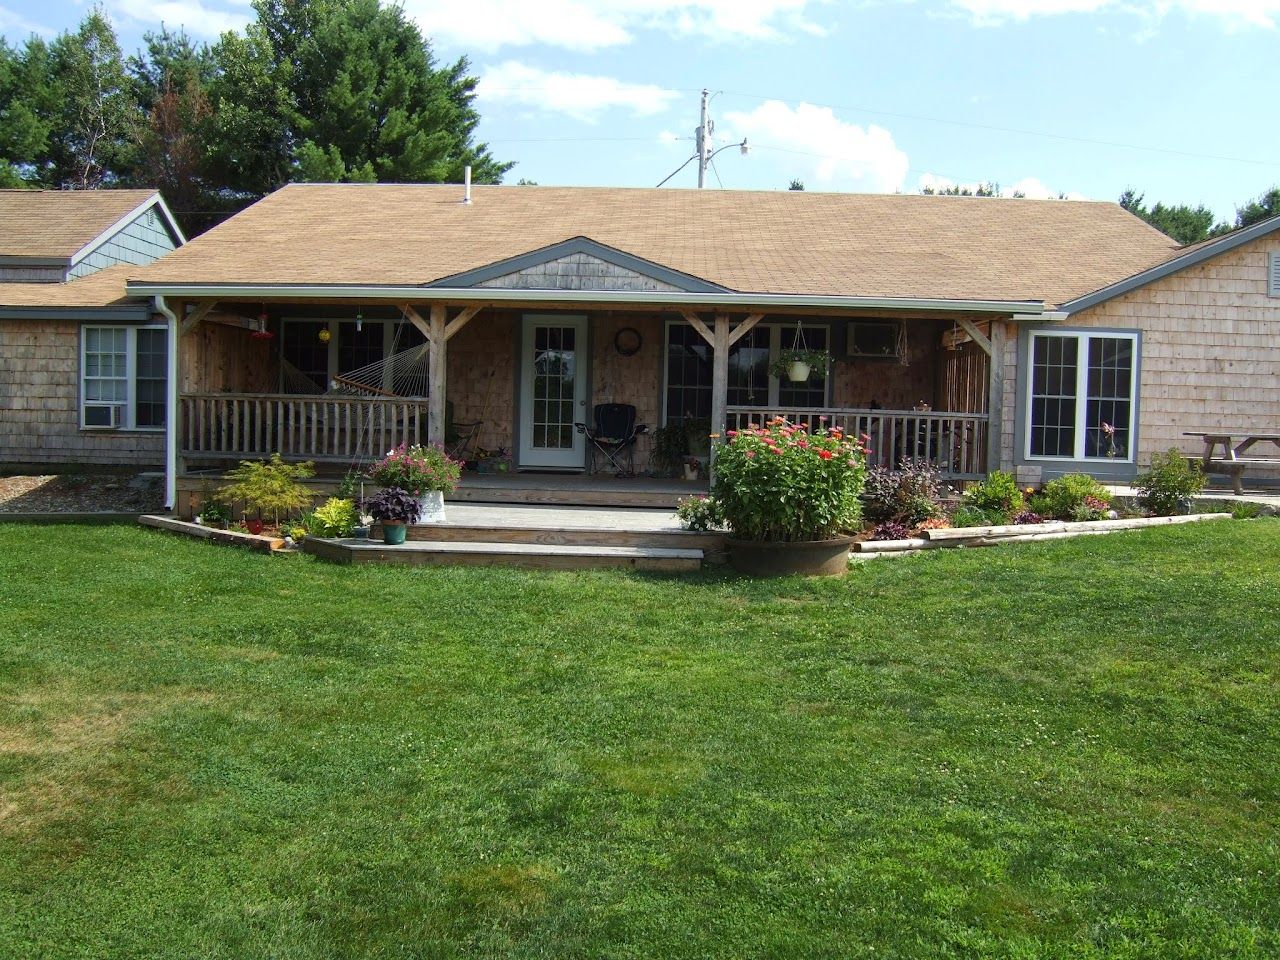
0,474,165,514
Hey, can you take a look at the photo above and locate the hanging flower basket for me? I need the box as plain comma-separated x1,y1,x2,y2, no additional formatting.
769,349,831,383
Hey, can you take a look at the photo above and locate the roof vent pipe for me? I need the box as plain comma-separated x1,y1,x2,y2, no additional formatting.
463,165,472,204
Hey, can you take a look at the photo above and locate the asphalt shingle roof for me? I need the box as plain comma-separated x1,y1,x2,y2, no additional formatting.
0,189,159,261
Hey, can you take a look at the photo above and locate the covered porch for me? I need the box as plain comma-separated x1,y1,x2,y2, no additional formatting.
162,291,1011,506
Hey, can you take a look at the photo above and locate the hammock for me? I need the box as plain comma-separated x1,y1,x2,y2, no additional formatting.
330,342,431,398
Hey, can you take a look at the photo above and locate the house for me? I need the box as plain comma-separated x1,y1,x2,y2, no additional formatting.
4,182,1278,511
0,189,185,468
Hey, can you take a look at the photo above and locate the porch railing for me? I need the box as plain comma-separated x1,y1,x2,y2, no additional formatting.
726,406,989,477
180,393,429,462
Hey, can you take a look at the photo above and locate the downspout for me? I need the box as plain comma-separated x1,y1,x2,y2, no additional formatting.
153,295,179,512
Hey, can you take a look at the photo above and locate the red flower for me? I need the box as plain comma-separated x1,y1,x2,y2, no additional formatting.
818,449,833,460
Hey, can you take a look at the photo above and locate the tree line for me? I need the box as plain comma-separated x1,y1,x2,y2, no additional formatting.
1119,187,1280,246
0,1,512,235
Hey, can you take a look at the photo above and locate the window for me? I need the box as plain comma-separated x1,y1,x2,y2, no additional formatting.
81,325,168,430
847,320,901,359
1027,331,1137,461
663,320,830,424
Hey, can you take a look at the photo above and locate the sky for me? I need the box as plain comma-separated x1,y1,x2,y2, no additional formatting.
2,0,1278,220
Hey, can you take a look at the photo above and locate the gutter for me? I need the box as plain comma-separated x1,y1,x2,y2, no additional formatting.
152,295,180,512
125,282,1049,316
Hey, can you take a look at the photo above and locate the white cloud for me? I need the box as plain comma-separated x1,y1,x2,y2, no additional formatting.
0,4,51,36
105,0,252,37
478,61,680,122
917,173,1088,200
402,0,826,52
950,0,1280,29
724,101,910,193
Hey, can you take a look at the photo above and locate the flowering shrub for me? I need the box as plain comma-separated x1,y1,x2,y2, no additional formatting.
676,495,724,531
862,458,946,525
712,417,868,542
870,520,912,541
1070,495,1111,523
365,487,422,524
1012,509,1044,525
369,443,461,495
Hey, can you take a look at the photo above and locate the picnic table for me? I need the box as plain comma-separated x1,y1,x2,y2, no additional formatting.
1184,431,1280,495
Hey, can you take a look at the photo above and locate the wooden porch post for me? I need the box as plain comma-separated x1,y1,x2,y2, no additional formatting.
710,313,730,449
428,304,447,447
986,320,1006,475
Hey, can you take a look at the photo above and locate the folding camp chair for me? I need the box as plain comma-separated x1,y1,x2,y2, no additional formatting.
575,403,648,476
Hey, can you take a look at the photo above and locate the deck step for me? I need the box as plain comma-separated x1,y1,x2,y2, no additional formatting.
391,523,722,553
450,486,688,509
303,537,704,571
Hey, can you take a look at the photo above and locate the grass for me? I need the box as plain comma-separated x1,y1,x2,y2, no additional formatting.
0,520,1278,959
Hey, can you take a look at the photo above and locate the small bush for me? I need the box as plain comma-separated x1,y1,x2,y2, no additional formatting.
307,497,360,538
861,459,945,525
676,495,724,532
1069,495,1111,523
1231,502,1262,520
197,498,233,527
219,454,316,525
365,487,422,524
961,471,1024,524
1030,473,1112,521
1012,509,1044,525
1136,449,1204,516
870,520,913,542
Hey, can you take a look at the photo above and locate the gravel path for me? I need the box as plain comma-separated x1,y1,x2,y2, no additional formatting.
0,474,164,514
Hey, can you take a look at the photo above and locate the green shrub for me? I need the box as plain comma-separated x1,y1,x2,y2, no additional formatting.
219,454,316,525
1136,449,1204,516
961,471,1024,524
676,495,724,532
306,497,360,538
1029,473,1112,521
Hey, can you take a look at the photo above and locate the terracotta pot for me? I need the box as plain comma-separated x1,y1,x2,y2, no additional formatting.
382,520,408,545
726,535,855,577
245,519,264,535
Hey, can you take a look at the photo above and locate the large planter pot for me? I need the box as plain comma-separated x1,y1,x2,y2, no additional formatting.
726,535,856,577
786,360,811,382
417,491,446,523
382,521,408,545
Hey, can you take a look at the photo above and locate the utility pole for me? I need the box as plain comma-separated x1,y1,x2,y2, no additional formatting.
655,89,748,189
695,88,711,189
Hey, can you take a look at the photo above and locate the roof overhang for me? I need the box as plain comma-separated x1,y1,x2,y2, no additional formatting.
128,282,1050,316
0,256,69,268
0,304,151,321
1058,212,1280,315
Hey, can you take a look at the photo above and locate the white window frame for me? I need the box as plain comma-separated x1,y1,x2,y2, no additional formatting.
661,319,831,425
1024,329,1139,463
80,324,168,432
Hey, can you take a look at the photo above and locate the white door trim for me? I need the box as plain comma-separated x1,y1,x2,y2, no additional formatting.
518,314,589,469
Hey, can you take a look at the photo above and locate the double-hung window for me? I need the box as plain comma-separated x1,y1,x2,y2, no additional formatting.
81,325,168,430
1027,330,1137,461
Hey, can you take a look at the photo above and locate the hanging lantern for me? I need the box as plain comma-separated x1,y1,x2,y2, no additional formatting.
318,327,332,344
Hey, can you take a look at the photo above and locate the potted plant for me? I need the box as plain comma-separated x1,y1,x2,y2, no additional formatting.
710,417,868,576
650,422,690,477
369,443,462,523
685,417,713,459
768,348,832,383
218,453,316,535
365,487,422,545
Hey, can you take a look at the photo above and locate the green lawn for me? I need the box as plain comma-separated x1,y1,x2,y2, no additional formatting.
1,521,1278,959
